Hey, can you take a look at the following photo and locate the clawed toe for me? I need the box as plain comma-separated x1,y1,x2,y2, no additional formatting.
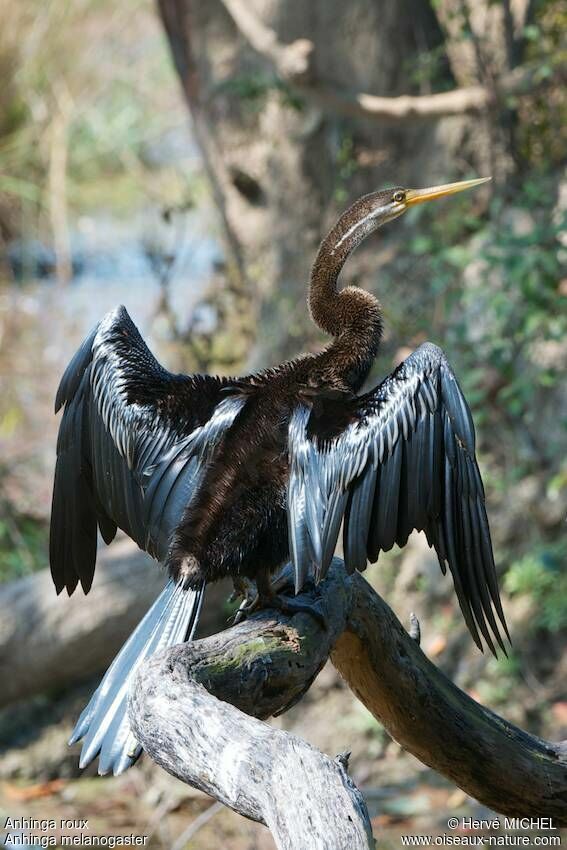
229,573,326,628
235,591,326,628
233,594,260,624
231,577,260,624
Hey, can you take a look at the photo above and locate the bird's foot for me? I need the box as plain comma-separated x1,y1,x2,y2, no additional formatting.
231,577,259,624
231,575,326,628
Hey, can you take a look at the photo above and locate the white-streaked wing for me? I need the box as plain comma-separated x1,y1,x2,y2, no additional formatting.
50,305,245,595
287,342,509,654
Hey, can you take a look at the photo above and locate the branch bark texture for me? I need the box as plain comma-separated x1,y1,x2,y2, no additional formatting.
130,567,375,850
129,559,567,849
332,573,567,822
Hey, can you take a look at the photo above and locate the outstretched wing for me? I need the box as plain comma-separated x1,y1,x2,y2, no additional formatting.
50,305,245,596
287,342,509,654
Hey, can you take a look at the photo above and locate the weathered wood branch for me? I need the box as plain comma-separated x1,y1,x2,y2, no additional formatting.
130,559,567,842
221,0,313,81
332,570,567,823
219,0,565,121
130,567,375,850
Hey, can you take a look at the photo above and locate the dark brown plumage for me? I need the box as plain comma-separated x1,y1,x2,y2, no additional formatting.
50,177,508,775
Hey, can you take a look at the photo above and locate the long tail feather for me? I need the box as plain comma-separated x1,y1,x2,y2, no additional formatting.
70,579,204,776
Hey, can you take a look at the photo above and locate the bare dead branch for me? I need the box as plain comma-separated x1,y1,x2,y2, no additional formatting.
0,542,164,707
129,567,374,850
130,559,567,840
221,0,313,81
332,571,567,823
219,0,564,121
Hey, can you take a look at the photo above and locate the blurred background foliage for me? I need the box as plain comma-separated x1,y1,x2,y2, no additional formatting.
0,0,565,847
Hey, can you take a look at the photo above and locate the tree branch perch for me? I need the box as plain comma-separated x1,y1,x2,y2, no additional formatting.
130,566,374,850
332,570,567,822
129,559,567,850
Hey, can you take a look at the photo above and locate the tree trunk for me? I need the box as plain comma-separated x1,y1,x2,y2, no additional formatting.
157,0,474,365
155,0,563,367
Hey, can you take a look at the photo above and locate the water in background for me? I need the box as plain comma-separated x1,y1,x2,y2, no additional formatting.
5,206,220,338
0,203,221,519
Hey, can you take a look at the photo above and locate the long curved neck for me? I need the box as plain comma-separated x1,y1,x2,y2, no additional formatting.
309,200,384,389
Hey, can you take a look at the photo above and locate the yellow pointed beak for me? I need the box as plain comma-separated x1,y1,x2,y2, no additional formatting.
405,176,491,207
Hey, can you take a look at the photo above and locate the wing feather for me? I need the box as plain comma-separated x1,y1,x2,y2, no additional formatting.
344,471,376,572
287,342,508,654
50,305,244,595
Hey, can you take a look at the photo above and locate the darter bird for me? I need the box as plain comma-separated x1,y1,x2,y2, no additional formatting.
50,176,509,775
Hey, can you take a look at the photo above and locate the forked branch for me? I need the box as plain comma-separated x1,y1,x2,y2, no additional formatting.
129,559,567,850
130,567,375,850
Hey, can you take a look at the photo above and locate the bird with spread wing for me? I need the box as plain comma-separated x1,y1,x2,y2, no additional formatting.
50,176,509,775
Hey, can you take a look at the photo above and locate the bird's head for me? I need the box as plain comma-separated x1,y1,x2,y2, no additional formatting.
378,175,491,222
332,177,491,253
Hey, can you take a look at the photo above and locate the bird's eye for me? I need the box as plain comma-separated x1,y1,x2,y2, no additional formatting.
392,190,406,203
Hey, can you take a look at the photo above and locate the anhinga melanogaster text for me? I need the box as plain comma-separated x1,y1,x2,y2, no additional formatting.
50,176,509,776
